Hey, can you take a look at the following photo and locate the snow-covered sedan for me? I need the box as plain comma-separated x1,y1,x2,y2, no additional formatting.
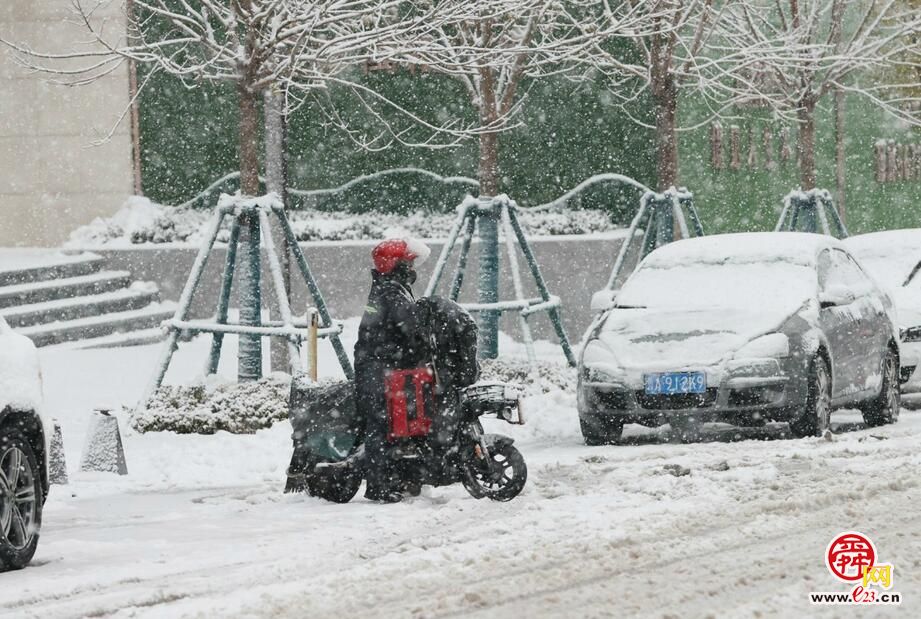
0,316,49,571
579,233,900,444
843,229,921,400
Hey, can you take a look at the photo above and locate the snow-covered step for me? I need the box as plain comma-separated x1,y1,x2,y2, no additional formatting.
17,303,177,347
0,271,132,309
50,327,168,350
0,251,104,287
0,285,161,329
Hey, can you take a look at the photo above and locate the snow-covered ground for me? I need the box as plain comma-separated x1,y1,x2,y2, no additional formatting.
1,326,919,617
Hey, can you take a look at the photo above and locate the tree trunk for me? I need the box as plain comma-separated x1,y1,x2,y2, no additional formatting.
478,129,500,197
653,79,679,191
237,83,262,381
239,85,261,196
264,90,291,374
834,88,846,222
797,100,817,190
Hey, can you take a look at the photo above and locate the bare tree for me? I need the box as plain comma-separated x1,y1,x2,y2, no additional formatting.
723,0,921,190
393,1,666,197
596,1,805,190
3,0,480,196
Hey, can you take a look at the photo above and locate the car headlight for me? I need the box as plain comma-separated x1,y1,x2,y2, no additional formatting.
901,326,921,343
734,333,790,359
581,366,622,384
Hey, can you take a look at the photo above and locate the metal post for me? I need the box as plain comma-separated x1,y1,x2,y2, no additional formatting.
424,202,470,298
654,198,674,248
605,196,648,290
259,208,301,373
449,216,477,300
144,206,226,402
500,204,537,366
477,199,501,359
237,209,263,381
507,206,576,366
275,207,354,379
308,308,319,382
206,218,241,375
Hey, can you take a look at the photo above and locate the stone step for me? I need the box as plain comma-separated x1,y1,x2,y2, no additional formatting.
0,251,104,287
50,327,168,351
0,286,161,329
0,271,133,309
17,303,177,347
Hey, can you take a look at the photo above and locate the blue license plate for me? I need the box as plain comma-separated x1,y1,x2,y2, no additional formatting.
644,372,706,395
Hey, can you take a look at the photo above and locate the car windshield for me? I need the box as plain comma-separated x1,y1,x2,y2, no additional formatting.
617,259,816,311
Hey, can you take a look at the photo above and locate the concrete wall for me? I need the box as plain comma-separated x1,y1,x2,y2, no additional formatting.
95,234,637,348
0,2,133,247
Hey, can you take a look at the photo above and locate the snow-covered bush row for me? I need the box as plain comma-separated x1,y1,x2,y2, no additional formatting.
479,358,577,394
133,375,291,434
66,197,618,247
132,360,572,434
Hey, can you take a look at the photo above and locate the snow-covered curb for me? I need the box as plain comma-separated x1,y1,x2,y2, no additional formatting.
66,196,622,248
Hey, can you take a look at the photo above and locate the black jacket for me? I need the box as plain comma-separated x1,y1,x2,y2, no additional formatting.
354,270,430,374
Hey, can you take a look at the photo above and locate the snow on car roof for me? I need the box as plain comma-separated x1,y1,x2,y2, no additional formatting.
842,229,921,288
641,232,837,268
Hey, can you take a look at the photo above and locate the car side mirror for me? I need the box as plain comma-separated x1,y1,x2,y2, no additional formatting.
590,289,617,313
819,284,855,308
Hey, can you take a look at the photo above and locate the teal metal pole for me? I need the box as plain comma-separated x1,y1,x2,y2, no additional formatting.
477,200,500,359
450,215,477,301
275,208,354,379
237,210,263,381
207,218,241,375
655,198,674,247
507,207,576,367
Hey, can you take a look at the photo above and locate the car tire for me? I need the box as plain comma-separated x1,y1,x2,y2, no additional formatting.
790,356,831,439
579,416,624,446
861,349,900,427
0,429,42,572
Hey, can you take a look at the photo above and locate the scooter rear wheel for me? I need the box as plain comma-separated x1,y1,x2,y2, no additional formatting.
306,463,362,504
462,443,527,502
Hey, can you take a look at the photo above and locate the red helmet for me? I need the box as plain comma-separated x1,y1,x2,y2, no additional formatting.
371,238,431,274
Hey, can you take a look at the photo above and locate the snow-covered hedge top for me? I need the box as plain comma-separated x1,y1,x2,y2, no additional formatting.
0,317,44,414
66,195,622,248
842,229,921,289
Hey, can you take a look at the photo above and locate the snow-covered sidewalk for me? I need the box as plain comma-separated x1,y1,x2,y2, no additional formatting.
1,334,918,617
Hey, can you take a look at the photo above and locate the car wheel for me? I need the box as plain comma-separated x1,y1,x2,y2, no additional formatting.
0,430,42,571
861,349,900,427
790,356,831,439
579,416,624,446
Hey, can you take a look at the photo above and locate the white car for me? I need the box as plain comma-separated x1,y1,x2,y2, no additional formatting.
0,316,49,571
843,229,921,399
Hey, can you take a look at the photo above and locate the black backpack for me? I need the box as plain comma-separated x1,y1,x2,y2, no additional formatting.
417,296,480,390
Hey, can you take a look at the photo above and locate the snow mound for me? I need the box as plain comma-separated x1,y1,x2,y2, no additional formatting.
134,375,291,434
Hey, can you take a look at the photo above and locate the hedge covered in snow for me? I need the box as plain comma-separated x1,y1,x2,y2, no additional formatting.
66,196,619,247
133,375,292,434
132,360,574,434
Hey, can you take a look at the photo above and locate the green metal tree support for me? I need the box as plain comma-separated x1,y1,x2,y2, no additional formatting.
425,195,576,367
775,188,848,238
603,188,704,292
142,194,353,406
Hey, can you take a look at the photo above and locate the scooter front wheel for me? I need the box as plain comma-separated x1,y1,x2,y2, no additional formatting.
462,443,527,502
